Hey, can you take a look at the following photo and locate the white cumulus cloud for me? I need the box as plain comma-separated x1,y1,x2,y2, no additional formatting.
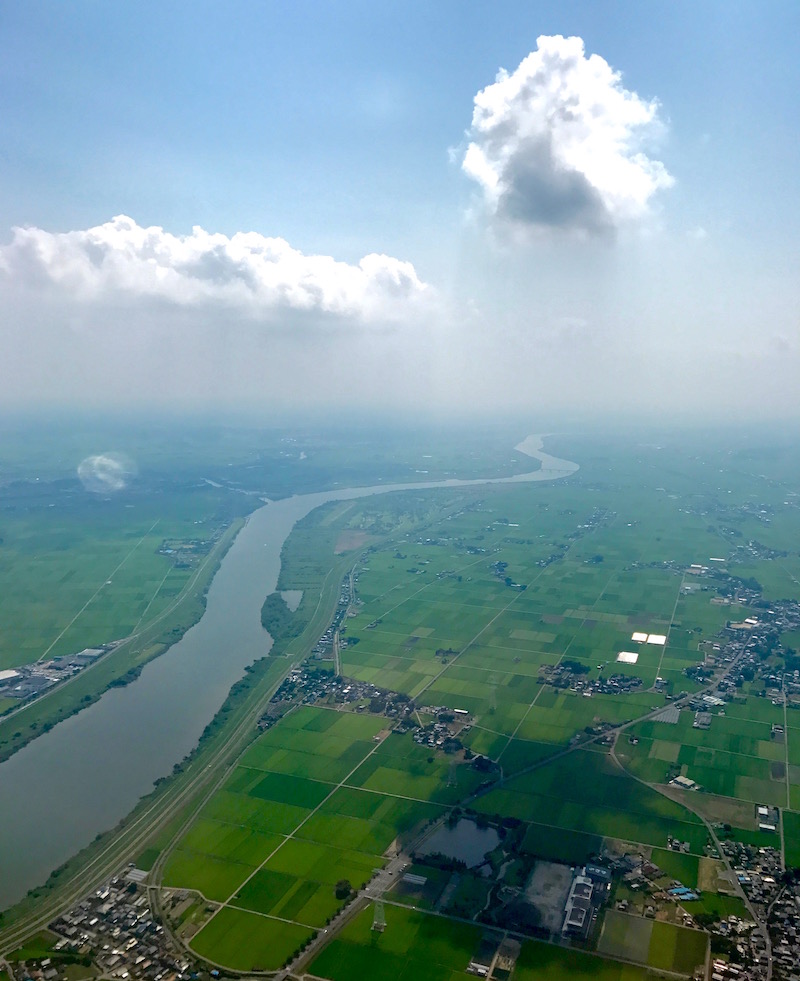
0,215,431,327
462,35,674,237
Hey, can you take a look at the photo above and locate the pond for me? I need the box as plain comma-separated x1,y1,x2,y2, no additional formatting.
418,818,500,869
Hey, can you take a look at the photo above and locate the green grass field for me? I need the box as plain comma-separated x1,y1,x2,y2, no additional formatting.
309,904,481,981
8,930,62,961
649,847,699,886
476,750,707,855
515,941,650,981
648,919,708,974
599,910,708,975
0,483,245,672
310,904,657,981
170,704,451,957
190,906,312,971
784,810,800,868
164,707,392,907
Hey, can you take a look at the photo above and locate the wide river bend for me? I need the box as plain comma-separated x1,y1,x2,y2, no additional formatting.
0,437,577,909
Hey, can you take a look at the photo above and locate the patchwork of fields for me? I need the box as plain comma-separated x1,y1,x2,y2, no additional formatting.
309,903,672,981
163,707,454,969
138,438,800,975
598,909,708,975
618,702,790,807
337,480,735,794
0,486,241,671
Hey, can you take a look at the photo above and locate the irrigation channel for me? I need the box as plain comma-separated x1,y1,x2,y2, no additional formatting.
0,436,577,910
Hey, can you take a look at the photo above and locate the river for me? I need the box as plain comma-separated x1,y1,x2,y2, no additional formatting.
0,436,577,910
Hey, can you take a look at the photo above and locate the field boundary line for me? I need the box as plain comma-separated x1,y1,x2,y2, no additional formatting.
498,526,620,760
131,565,173,636
651,570,686,687
195,728,391,933
38,519,161,661
222,903,316,931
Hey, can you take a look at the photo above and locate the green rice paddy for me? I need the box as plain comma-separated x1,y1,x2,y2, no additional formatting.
162,435,800,971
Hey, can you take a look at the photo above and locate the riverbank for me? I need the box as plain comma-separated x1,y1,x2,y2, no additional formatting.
0,517,246,766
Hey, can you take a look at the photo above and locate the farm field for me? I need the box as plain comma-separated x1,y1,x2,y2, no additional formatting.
163,706,449,966
189,907,311,972
155,432,800,975
309,903,655,981
0,483,242,672
514,941,651,981
618,703,789,806
598,910,708,975
475,749,708,856
335,458,739,757
785,811,800,867
309,904,481,981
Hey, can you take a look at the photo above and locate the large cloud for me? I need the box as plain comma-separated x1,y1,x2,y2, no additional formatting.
462,35,674,237
0,215,431,326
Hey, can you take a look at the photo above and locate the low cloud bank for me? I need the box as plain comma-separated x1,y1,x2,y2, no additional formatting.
0,215,431,327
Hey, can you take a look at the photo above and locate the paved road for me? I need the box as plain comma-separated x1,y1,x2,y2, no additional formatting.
278,851,411,980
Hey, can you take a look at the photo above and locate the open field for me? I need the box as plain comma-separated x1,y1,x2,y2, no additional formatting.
476,750,708,856
189,906,311,971
308,904,484,981
599,910,708,975
784,810,800,868
310,904,655,981
514,941,651,981
160,706,449,963
0,482,248,673
163,707,392,913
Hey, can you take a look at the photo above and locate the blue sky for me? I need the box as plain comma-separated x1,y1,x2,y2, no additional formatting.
1,2,799,419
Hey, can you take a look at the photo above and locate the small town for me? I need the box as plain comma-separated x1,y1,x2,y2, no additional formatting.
5,874,196,981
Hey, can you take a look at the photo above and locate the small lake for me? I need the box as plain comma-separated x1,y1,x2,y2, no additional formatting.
418,818,500,869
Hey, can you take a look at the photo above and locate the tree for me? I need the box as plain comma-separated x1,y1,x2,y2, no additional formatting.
335,879,353,899
501,899,542,932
